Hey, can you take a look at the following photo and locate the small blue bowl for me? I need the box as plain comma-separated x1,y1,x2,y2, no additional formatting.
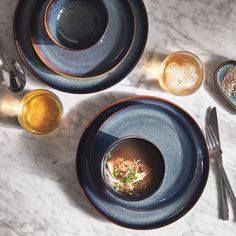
44,0,109,50
214,60,236,110
102,137,165,201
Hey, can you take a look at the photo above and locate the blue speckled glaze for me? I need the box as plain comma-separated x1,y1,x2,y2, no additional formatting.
92,104,197,210
33,0,133,77
46,0,109,50
215,61,236,109
14,0,146,93
76,97,209,229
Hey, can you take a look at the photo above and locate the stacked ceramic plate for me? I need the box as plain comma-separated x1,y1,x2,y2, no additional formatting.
76,97,209,229
14,0,148,93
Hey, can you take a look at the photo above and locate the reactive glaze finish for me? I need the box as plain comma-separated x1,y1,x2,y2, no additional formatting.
14,0,144,92
214,61,236,110
76,97,209,229
45,0,109,50
2,0,236,235
32,0,134,78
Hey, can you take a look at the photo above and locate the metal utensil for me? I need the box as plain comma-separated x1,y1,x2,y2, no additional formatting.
205,124,236,212
0,41,26,92
207,107,229,220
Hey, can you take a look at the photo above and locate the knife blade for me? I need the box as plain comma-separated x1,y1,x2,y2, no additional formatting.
208,107,229,220
209,107,221,145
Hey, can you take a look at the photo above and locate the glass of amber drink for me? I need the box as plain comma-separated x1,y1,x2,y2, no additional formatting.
17,89,63,134
159,51,205,96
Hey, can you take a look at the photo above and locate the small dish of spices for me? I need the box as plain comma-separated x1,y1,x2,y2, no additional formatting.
214,60,236,110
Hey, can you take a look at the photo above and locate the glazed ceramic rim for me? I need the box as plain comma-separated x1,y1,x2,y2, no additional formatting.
17,89,63,135
90,103,199,211
101,136,165,202
159,51,205,96
214,60,236,110
31,0,137,80
76,96,209,230
44,0,109,51
13,0,148,94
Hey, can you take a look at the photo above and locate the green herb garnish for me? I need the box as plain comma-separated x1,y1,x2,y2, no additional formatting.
113,169,120,178
123,172,137,183
114,182,121,190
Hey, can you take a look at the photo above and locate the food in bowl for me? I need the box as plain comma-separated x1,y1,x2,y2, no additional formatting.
106,155,151,195
104,138,165,198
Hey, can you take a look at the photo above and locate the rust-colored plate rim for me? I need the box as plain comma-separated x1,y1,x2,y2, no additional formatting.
76,96,209,230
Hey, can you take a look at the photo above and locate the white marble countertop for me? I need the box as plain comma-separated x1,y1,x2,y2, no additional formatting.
0,0,236,235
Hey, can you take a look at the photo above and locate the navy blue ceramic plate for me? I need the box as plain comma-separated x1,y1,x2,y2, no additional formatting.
214,60,236,110
14,0,147,93
92,104,198,211
32,0,134,78
76,97,209,229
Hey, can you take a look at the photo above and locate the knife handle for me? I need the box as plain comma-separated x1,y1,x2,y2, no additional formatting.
216,160,229,220
218,163,236,210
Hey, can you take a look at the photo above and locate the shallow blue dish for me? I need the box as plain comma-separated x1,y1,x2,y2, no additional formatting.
76,97,209,229
14,0,147,93
91,104,198,211
214,60,236,110
32,0,134,78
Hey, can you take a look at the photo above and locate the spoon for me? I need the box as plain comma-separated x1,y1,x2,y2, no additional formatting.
0,41,26,93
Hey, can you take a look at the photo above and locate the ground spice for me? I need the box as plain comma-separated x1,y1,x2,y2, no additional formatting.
222,66,236,97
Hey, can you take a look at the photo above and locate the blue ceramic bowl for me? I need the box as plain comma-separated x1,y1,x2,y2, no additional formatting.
31,0,135,79
102,137,165,201
45,0,109,50
214,60,236,110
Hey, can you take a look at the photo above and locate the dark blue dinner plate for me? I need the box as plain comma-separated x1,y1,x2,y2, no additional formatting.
14,0,148,94
76,97,209,229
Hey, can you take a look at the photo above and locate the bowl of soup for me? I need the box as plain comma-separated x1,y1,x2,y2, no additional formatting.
102,137,165,201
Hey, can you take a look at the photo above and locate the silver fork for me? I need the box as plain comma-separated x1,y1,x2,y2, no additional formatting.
205,125,236,214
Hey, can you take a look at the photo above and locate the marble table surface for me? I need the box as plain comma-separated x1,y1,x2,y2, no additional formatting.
0,0,236,235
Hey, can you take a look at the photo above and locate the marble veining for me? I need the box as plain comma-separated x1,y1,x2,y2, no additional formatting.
0,0,236,235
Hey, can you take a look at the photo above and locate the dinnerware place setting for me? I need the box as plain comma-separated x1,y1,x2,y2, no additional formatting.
77,97,209,229
0,0,235,231
14,0,148,93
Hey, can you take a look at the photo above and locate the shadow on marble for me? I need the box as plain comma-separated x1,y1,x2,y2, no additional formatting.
20,91,136,222
204,55,236,115
0,85,30,129
126,49,168,92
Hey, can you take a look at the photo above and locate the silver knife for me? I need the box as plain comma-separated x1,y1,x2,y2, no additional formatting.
208,107,229,220
209,107,236,214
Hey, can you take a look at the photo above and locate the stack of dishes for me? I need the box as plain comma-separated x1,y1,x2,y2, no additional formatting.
14,0,148,93
76,97,209,229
